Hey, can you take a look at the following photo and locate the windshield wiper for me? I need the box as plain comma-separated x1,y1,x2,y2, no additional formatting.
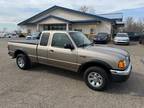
78,42,94,47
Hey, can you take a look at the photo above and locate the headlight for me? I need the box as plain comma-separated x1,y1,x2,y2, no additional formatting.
118,60,126,70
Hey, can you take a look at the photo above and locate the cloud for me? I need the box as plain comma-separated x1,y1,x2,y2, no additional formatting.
0,0,144,30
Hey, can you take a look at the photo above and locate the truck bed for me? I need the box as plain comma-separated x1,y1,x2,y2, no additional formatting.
9,40,39,45
8,39,39,63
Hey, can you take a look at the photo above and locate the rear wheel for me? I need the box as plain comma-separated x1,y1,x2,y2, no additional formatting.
84,66,109,91
16,54,31,69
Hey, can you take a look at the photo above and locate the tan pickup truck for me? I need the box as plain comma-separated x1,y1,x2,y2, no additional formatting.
8,31,132,91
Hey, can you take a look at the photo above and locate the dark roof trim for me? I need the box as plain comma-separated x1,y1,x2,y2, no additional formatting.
18,5,114,25
72,20,101,24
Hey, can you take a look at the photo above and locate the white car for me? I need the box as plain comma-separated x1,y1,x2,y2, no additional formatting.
0,33,5,38
26,32,40,40
114,33,130,45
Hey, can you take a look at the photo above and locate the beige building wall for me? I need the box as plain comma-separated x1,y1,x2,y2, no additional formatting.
38,18,67,24
72,21,112,35
20,25,37,34
19,21,112,35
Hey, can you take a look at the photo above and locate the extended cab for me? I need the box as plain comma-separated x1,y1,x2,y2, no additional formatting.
8,31,132,91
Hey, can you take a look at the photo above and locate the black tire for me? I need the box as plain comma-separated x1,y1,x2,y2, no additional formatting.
84,66,109,91
16,54,31,70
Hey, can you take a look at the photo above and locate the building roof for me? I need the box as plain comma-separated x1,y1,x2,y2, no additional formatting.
18,5,115,25
99,13,123,21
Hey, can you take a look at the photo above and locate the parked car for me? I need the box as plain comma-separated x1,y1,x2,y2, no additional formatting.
8,31,132,91
93,33,110,44
127,32,144,41
4,33,18,38
139,36,144,44
114,33,130,45
26,32,40,40
0,32,5,38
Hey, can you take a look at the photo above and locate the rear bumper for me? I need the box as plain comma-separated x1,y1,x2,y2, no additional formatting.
110,63,132,82
8,51,14,58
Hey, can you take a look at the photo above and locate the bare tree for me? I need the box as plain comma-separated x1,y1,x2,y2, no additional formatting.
124,17,144,32
79,6,89,13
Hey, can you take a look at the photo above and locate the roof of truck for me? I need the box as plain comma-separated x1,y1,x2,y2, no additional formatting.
42,30,79,33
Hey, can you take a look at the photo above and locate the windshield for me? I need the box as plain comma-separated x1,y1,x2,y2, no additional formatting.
116,34,128,37
69,32,91,47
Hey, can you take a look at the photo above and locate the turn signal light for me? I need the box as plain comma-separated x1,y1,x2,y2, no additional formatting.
118,60,126,70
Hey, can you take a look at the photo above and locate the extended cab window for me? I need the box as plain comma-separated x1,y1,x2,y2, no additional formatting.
52,33,72,48
40,33,49,46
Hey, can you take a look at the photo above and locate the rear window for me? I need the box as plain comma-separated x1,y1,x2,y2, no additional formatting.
116,34,128,37
40,33,49,46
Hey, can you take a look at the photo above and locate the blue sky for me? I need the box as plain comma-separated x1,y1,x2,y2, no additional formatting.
0,0,144,31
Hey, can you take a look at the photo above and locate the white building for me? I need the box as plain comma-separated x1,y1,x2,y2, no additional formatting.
18,6,124,37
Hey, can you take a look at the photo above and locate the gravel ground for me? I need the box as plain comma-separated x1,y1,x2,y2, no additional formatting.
0,38,144,108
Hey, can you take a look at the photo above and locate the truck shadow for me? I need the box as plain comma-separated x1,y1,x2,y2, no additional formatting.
28,64,83,81
29,64,144,97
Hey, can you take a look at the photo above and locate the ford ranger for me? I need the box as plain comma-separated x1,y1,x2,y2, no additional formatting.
8,31,132,91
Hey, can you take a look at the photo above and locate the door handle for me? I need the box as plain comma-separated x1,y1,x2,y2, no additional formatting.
49,50,54,52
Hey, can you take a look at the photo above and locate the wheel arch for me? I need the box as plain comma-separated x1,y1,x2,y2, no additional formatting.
78,60,112,77
14,50,29,60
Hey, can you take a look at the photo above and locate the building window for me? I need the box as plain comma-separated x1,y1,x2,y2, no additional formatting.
90,28,94,34
43,24,66,30
74,29,82,32
27,29,31,35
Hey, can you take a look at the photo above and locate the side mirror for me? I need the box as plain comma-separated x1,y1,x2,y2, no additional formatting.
64,44,74,50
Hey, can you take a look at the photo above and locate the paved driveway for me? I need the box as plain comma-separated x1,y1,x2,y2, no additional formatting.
0,39,144,108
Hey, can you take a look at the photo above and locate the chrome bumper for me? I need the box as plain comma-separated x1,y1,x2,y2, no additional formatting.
110,63,132,75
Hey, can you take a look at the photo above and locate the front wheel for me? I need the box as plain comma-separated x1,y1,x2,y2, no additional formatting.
84,66,109,91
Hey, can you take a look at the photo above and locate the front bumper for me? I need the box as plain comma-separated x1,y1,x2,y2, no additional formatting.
114,40,129,44
110,63,132,82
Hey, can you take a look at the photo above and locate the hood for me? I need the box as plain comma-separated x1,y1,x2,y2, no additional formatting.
84,45,129,59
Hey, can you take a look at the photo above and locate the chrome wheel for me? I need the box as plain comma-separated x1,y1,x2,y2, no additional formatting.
17,57,25,68
88,72,103,88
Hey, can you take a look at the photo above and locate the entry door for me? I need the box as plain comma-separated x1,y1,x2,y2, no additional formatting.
47,33,79,72
37,33,49,65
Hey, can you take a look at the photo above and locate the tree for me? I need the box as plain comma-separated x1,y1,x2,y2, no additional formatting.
79,5,96,14
79,6,89,13
124,17,144,32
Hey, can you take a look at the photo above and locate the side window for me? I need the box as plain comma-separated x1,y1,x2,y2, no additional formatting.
52,33,72,48
40,33,49,46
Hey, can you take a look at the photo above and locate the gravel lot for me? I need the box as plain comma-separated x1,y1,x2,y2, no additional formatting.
0,38,144,108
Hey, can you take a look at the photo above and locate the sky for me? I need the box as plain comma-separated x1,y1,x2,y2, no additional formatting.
0,0,144,31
